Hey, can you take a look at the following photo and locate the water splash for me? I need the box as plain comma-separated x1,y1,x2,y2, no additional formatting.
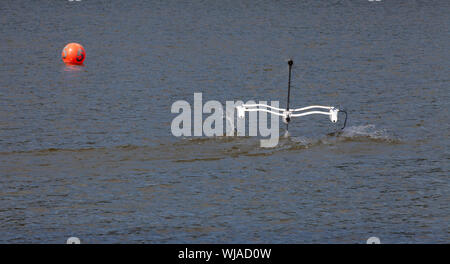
338,125,399,143
283,124,400,151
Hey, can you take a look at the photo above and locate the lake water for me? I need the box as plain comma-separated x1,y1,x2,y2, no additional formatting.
0,0,448,243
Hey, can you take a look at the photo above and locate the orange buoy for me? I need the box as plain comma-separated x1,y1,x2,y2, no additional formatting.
62,43,86,65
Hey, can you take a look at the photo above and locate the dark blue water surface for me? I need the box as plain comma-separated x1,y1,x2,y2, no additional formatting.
0,0,449,243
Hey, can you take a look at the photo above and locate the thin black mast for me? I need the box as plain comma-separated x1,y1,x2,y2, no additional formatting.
286,59,293,131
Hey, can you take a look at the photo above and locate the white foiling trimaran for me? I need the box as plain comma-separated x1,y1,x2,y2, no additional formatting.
236,59,347,132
